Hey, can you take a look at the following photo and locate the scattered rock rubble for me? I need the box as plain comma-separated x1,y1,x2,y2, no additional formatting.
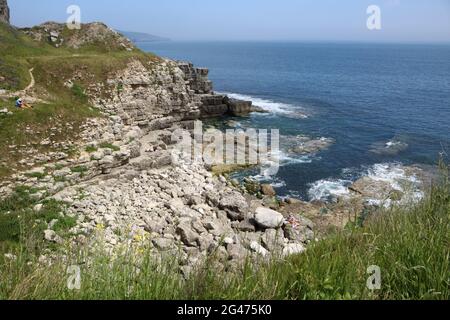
47,158,315,268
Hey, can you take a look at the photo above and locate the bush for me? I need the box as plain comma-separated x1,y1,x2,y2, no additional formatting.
99,142,120,152
85,146,98,153
71,83,88,103
70,166,88,177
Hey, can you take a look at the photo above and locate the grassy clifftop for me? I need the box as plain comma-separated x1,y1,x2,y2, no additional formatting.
0,21,159,91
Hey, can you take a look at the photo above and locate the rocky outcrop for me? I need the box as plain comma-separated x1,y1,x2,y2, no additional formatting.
98,59,201,131
177,62,213,94
197,94,261,118
89,58,261,130
226,98,254,116
21,22,135,50
0,0,9,24
282,135,335,155
347,164,426,208
199,94,229,117
177,62,263,118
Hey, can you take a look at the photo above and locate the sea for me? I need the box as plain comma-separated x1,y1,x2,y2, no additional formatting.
137,41,450,201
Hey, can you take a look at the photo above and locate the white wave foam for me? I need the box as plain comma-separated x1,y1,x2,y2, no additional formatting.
370,139,409,155
256,149,313,174
365,163,424,206
308,179,352,202
271,180,287,188
249,173,287,189
307,163,424,204
286,190,302,199
276,150,313,165
367,163,419,191
255,150,313,178
386,140,407,149
219,92,308,118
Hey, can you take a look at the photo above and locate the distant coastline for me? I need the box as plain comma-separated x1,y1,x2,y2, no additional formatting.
117,30,170,42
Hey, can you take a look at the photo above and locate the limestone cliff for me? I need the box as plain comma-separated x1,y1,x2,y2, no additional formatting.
0,0,9,24
99,59,202,131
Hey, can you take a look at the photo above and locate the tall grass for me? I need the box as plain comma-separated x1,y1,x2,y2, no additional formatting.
0,167,448,300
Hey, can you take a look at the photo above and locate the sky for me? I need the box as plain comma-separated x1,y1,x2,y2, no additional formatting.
8,0,450,42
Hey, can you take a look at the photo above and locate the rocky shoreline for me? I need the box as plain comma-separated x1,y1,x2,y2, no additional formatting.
0,25,315,269
0,20,433,271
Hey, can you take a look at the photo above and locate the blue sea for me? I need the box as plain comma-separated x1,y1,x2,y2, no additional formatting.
138,41,450,201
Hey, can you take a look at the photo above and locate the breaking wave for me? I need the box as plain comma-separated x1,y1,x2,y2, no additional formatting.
308,179,352,202
370,138,409,156
220,92,309,118
366,163,419,190
307,162,424,203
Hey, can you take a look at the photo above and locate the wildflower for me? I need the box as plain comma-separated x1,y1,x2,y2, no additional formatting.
287,215,300,229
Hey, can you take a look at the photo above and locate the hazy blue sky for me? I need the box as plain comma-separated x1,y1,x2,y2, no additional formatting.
9,0,450,42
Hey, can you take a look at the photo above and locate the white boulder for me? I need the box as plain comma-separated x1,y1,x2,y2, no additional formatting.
254,207,284,229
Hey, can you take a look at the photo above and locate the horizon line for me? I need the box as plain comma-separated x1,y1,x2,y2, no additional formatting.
136,39,450,45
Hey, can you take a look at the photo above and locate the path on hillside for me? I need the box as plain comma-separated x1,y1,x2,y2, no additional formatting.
1,68,35,96
1,52,134,104
23,68,35,92
0,67,46,104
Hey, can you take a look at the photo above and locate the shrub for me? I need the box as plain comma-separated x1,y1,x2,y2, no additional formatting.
99,142,120,152
85,145,98,153
71,83,88,103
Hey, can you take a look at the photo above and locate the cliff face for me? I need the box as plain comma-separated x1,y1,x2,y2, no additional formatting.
99,59,202,132
0,0,9,24
88,59,256,132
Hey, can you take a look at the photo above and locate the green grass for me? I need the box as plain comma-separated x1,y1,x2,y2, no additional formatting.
0,22,51,90
70,166,88,178
85,146,98,153
0,187,73,256
0,166,448,300
53,176,67,183
24,171,47,180
0,22,159,91
0,99,100,179
99,142,120,152
70,83,88,103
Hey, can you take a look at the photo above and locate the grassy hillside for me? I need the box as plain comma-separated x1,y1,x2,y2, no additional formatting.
0,22,159,179
0,165,448,300
0,22,50,90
